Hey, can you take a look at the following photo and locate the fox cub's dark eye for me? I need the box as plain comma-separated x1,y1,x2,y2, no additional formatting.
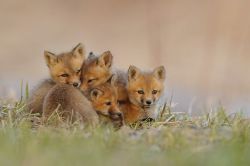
88,78,97,84
60,74,69,77
152,90,158,94
137,90,144,94
77,69,81,73
105,102,111,106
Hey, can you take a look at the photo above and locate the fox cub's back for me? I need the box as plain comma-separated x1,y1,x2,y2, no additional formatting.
43,75,123,128
43,83,99,126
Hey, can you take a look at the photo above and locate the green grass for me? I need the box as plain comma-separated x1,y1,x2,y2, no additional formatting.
0,94,250,166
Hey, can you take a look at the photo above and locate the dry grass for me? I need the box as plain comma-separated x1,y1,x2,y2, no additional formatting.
0,87,249,166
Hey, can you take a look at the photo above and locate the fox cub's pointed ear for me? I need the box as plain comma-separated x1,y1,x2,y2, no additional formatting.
106,74,117,86
128,65,141,81
90,89,103,101
97,51,113,68
44,51,57,67
153,66,166,81
72,43,85,59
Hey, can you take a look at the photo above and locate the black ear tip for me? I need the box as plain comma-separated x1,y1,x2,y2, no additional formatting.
73,43,84,54
76,43,83,48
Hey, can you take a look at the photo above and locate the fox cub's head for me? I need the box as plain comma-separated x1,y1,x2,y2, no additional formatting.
44,43,85,87
127,66,166,109
80,51,113,91
88,75,123,128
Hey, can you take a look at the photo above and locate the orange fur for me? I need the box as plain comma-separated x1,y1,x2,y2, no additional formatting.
44,43,85,86
119,66,166,124
80,51,113,91
86,75,124,128
43,75,124,128
80,51,129,103
27,43,85,114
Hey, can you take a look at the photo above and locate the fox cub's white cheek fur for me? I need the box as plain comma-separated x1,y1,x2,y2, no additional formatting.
127,65,166,111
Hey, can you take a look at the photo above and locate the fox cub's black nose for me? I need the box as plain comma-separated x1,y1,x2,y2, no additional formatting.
146,100,152,105
73,83,79,87
109,111,123,120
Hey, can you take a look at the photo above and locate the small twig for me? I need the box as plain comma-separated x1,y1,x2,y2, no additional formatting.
160,102,167,119
168,91,174,114
157,114,175,127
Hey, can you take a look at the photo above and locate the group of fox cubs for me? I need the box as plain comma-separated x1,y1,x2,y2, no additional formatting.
27,43,166,129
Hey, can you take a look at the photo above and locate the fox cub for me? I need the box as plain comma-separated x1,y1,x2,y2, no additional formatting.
86,75,124,128
27,43,85,114
120,66,166,124
80,51,113,91
43,75,123,128
80,52,128,102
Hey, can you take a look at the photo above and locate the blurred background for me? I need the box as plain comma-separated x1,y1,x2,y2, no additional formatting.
0,0,249,116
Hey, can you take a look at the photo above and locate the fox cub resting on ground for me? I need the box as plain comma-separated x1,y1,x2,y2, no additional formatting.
27,43,85,115
31,46,123,128
28,43,166,128
43,75,123,128
119,65,166,124
80,51,113,91
79,51,166,124
80,51,128,103
69,51,165,124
